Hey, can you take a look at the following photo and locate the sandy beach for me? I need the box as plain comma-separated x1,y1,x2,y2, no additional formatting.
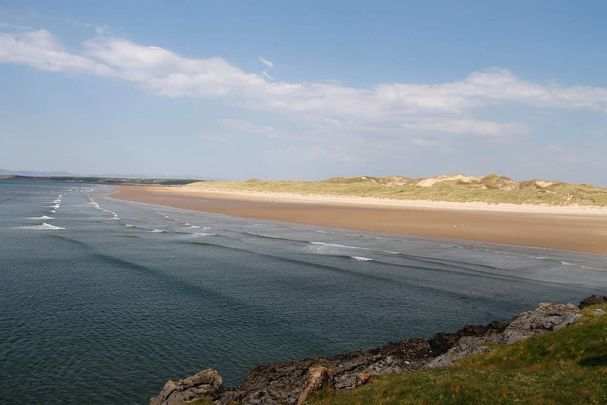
113,185,607,254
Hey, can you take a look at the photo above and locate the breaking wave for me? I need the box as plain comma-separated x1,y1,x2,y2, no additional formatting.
351,256,373,262
15,222,65,230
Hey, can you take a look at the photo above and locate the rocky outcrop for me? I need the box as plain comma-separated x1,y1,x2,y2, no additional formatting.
151,299,592,405
427,302,581,368
150,369,222,405
296,366,334,405
503,303,581,344
579,295,607,309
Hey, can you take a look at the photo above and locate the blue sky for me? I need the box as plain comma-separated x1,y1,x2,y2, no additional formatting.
1,1,606,184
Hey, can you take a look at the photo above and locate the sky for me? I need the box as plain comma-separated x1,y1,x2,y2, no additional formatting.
0,1,606,184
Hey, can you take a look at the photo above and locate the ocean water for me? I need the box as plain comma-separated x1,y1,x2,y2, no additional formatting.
1,180,606,404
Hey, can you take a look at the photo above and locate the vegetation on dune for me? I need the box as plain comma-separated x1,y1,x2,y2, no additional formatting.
184,174,607,207
308,304,607,405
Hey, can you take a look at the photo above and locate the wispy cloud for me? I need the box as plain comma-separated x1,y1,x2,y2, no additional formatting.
1,28,607,144
258,55,273,69
401,119,528,136
0,30,113,75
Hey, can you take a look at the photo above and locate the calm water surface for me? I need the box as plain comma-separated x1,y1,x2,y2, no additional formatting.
1,180,606,404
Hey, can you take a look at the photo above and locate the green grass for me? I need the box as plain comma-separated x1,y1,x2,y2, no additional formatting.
185,174,607,206
308,304,607,405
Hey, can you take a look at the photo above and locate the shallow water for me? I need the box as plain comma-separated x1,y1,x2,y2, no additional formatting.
1,180,606,404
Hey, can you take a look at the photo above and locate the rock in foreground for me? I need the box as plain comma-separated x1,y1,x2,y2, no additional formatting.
150,369,222,405
150,300,589,405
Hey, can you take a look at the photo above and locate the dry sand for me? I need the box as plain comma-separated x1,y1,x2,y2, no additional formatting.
113,185,607,255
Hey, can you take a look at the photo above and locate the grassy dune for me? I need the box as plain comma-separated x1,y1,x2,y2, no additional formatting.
185,174,607,207
309,304,607,405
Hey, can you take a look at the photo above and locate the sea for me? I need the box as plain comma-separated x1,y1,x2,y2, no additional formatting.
1,179,606,404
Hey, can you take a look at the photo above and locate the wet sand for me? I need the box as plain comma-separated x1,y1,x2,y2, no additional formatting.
113,185,607,254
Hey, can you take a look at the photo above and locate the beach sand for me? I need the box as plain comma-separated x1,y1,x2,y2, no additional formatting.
113,185,607,254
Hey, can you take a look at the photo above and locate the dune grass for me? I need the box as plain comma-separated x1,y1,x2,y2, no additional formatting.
185,175,607,207
308,304,607,405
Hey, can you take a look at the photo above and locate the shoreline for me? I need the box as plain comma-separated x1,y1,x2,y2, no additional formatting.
150,296,604,405
113,185,607,254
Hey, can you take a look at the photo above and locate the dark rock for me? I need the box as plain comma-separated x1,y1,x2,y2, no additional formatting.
228,358,316,405
428,321,507,356
579,295,607,309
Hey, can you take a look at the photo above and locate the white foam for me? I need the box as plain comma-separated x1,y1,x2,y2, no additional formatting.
149,229,165,233
16,222,65,230
125,224,135,228
27,215,54,220
50,210,56,213
189,225,201,229
310,241,358,249
192,232,215,237
351,256,373,261
309,241,398,255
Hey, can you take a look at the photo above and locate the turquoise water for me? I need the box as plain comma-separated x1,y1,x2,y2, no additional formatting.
1,180,606,404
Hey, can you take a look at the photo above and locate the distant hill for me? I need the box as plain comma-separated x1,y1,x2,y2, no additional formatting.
183,174,607,207
0,169,74,177
0,174,201,186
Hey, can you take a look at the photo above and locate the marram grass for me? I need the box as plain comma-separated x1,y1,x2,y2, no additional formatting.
185,174,607,207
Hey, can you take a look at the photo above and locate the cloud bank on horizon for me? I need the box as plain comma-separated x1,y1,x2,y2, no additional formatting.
2,29,606,141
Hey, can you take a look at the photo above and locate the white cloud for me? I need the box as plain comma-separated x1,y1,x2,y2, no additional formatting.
262,70,273,80
1,28,607,143
0,30,112,75
259,56,273,69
